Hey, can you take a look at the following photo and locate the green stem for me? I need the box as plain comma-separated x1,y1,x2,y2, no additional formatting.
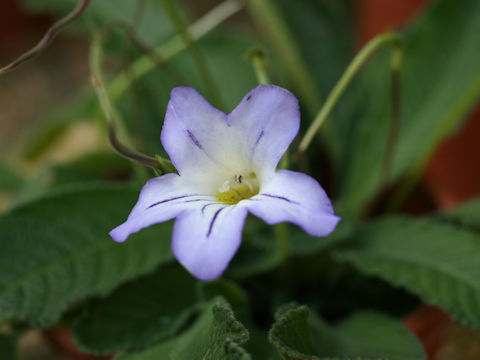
161,0,223,108
89,34,173,175
245,47,271,85
379,46,403,187
245,47,290,259
108,0,242,102
246,0,321,115
297,32,402,157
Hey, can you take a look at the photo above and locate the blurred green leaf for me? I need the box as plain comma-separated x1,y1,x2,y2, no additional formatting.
270,305,424,360
0,185,173,326
21,0,176,46
0,162,23,192
73,263,198,355
333,0,480,216
52,151,134,187
115,297,250,360
228,220,352,279
276,0,354,100
228,229,283,279
287,220,353,257
334,217,480,327
0,335,17,360
440,197,480,232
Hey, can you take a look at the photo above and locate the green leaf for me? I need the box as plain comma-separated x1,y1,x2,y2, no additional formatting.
270,305,424,360
334,0,480,216
73,263,198,355
334,217,480,327
52,151,134,187
115,297,251,360
20,0,176,46
0,185,173,326
440,197,480,231
0,162,23,192
0,335,17,360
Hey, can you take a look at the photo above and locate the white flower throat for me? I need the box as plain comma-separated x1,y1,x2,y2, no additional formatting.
216,171,259,204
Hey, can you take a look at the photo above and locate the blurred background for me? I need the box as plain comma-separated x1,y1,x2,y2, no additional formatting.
1,0,479,359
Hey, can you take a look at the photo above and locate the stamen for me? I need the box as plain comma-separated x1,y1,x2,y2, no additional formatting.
216,171,259,205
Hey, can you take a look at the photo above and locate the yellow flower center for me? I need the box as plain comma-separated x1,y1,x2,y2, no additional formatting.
216,172,259,205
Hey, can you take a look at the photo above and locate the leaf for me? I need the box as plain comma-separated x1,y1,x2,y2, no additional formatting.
334,216,480,327
73,263,198,355
20,0,176,46
0,162,23,193
0,335,17,360
270,305,425,360
115,297,251,360
52,151,134,187
440,197,480,231
0,185,173,326
276,0,354,106
334,0,480,216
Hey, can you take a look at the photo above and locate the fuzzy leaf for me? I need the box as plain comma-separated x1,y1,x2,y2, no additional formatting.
334,217,480,327
0,185,173,325
270,305,424,360
73,263,197,355
115,297,250,360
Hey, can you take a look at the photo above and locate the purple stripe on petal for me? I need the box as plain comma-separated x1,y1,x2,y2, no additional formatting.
202,202,219,214
207,207,226,237
184,198,214,203
147,194,197,209
254,130,264,147
186,129,203,149
260,193,300,204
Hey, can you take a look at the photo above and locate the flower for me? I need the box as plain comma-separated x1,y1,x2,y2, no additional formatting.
110,85,340,281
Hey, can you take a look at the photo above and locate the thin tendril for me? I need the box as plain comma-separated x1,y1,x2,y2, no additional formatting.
0,0,91,75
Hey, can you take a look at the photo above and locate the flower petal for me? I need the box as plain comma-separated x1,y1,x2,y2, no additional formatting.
161,87,247,190
171,203,248,281
246,169,340,237
228,85,300,176
109,173,215,243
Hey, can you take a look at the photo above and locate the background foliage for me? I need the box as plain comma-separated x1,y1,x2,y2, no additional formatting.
1,0,480,358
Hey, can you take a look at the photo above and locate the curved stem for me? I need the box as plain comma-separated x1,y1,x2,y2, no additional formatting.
0,0,91,75
296,32,403,157
90,34,174,174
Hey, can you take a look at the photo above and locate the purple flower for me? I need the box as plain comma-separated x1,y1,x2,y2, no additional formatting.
110,85,340,281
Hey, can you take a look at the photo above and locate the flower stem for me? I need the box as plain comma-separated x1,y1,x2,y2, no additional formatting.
296,32,403,158
108,0,243,103
245,47,271,85
161,0,223,109
379,46,403,187
245,47,290,259
89,34,174,175
0,0,91,75
245,0,321,115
